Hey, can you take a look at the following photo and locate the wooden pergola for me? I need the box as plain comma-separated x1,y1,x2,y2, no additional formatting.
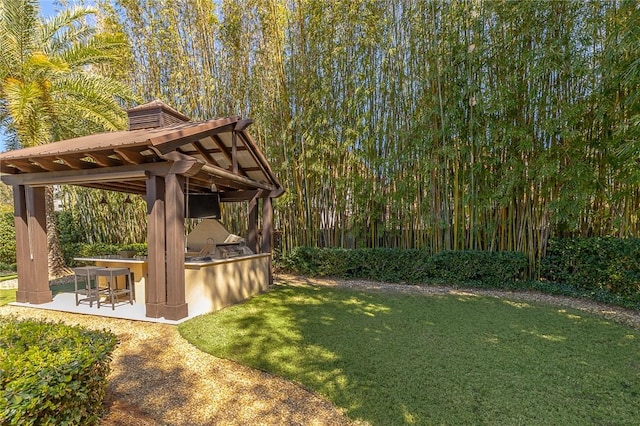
0,101,284,320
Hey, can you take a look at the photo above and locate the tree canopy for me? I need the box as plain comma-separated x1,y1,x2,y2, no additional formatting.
97,0,640,264
4,0,640,268
0,0,136,148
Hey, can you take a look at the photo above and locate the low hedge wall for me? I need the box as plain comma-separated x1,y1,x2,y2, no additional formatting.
541,237,640,297
278,242,640,310
278,247,528,285
0,318,118,425
0,211,16,268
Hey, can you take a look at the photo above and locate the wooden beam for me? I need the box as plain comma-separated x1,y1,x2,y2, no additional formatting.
0,165,20,174
57,155,97,170
89,180,147,193
211,134,234,167
200,145,249,155
8,159,44,173
156,150,268,190
219,190,259,202
234,118,254,131
240,131,283,188
192,140,221,167
200,163,274,191
270,187,286,198
82,182,147,195
1,162,174,186
232,131,238,174
160,152,206,176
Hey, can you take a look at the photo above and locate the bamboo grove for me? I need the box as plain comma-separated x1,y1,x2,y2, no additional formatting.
61,0,640,268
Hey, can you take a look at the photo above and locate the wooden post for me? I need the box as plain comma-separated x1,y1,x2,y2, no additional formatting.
261,196,273,285
232,131,238,174
22,186,51,304
261,196,273,254
13,185,31,303
248,195,259,253
164,173,188,320
146,175,166,318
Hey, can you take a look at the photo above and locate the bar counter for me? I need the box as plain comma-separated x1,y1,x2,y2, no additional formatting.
74,253,271,317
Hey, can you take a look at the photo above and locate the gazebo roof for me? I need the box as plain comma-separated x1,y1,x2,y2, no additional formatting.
0,103,282,201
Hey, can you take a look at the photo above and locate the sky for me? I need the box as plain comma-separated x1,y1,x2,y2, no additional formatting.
40,0,57,16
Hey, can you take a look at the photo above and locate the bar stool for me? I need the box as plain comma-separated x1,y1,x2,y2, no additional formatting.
94,267,134,310
73,266,102,307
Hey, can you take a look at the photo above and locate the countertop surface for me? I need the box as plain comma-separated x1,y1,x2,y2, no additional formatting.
74,253,271,267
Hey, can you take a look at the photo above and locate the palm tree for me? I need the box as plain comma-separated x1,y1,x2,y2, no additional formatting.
0,0,137,276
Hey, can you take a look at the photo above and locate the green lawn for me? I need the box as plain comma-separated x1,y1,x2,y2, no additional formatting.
0,274,17,282
179,282,640,425
0,289,16,306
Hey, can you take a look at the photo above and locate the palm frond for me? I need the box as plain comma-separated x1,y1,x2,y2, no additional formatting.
4,78,52,146
39,6,97,52
0,0,40,77
58,34,127,68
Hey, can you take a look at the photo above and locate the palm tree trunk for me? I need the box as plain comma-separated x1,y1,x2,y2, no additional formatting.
46,186,70,278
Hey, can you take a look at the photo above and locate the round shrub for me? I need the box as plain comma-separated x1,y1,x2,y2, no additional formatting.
0,318,118,425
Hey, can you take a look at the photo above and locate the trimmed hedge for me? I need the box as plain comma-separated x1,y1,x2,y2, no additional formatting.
431,250,528,286
278,247,527,285
62,243,147,267
0,211,16,267
0,318,118,425
541,237,640,298
279,242,640,310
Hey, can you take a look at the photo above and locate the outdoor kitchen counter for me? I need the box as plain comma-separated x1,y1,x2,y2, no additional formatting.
74,253,271,317
184,253,271,317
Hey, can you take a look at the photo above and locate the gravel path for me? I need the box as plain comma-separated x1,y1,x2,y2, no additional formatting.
0,278,18,289
2,274,639,425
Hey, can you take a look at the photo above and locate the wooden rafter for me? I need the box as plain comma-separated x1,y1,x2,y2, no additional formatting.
87,152,123,167
192,140,221,167
57,155,97,170
211,134,234,166
31,158,67,172
114,148,147,165
149,120,236,154
9,159,44,173
0,114,283,197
